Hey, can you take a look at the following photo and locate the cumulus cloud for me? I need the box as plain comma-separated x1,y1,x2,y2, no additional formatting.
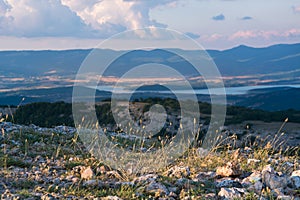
241,16,253,20
212,14,225,21
61,0,177,36
0,0,178,38
0,0,98,37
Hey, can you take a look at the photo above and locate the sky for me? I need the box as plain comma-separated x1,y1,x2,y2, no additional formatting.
0,0,299,50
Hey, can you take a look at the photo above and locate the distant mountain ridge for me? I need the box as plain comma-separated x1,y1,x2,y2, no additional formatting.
0,43,299,77
0,43,300,111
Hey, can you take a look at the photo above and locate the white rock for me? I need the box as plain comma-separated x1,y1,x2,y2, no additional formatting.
146,181,169,196
262,165,288,190
81,166,94,180
263,172,288,190
262,165,274,174
292,170,300,177
290,176,300,189
218,187,245,199
101,196,123,200
242,171,262,184
247,159,261,164
277,195,293,200
133,174,158,184
166,166,190,178
216,179,242,188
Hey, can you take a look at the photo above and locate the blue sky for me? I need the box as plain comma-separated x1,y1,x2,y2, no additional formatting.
0,0,299,50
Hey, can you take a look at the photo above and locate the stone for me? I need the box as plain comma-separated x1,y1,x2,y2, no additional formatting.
262,165,274,174
145,181,169,196
97,165,110,174
247,181,263,194
290,171,300,189
292,170,300,177
216,179,243,188
41,194,56,200
247,159,261,164
218,187,245,199
242,171,262,187
216,162,242,177
133,174,158,184
277,195,293,200
262,166,288,190
81,166,94,180
101,196,123,200
166,166,190,178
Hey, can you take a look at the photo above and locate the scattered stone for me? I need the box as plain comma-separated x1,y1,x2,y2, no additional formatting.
262,165,288,190
133,174,158,184
1,122,299,199
248,181,263,194
291,170,300,177
41,193,56,200
216,162,242,177
247,158,261,164
97,165,110,174
166,166,190,178
290,170,300,189
101,196,123,200
277,195,293,200
218,187,245,199
216,179,243,188
145,181,169,196
242,171,262,185
81,166,94,180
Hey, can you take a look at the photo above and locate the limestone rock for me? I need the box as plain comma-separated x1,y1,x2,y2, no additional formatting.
262,165,288,190
216,162,242,177
166,166,190,178
101,196,123,200
81,166,94,180
290,170,300,189
216,179,243,188
145,181,169,197
218,187,245,199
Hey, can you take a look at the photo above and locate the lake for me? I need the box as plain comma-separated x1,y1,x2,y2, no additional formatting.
97,84,300,95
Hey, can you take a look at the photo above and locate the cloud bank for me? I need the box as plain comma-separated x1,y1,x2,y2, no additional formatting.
0,0,179,38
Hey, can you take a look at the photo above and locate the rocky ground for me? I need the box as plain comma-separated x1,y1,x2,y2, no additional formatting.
0,122,299,199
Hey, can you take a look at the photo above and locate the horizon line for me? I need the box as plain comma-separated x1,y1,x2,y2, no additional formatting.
0,42,299,52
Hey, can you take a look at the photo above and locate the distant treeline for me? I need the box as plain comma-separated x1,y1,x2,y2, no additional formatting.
9,98,300,128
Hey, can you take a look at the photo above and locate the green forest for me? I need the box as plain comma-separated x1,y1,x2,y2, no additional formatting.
8,98,300,128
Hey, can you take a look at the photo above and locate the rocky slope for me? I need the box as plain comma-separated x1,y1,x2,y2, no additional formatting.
0,122,299,199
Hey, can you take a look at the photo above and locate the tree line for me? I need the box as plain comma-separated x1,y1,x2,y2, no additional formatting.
7,99,300,128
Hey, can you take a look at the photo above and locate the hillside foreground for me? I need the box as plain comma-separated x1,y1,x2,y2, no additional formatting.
0,122,299,200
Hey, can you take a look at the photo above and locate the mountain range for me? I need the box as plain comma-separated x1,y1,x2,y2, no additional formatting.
0,43,299,111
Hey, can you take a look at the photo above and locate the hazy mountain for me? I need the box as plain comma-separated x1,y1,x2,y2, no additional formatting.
0,43,299,77
0,43,299,110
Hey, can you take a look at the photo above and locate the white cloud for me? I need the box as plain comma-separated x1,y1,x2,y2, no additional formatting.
0,0,178,38
61,0,176,36
229,29,300,40
0,0,99,37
